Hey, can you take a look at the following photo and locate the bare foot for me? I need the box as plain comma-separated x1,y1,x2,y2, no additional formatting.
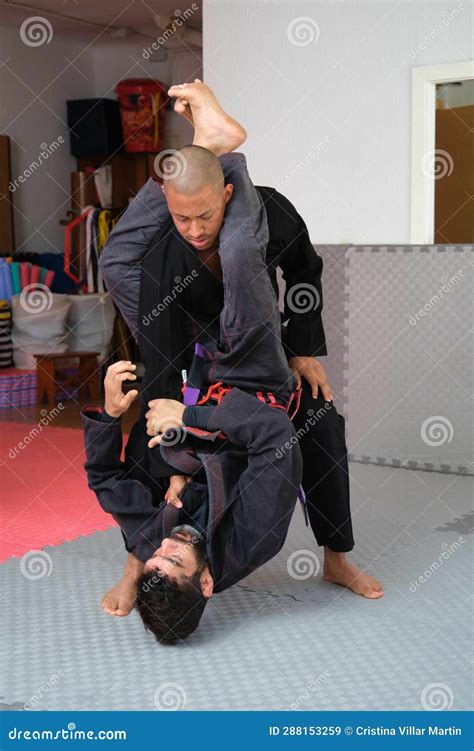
101,576,137,617
173,92,194,125
323,550,384,599
167,79,246,155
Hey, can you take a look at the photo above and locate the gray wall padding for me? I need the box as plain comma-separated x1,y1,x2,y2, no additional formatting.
314,244,473,475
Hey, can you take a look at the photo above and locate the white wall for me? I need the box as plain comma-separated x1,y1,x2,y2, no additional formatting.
203,0,472,243
87,43,201,150
0,24,94,253
0,22,201,253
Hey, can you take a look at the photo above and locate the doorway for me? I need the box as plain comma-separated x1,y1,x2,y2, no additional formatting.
411,61,474,244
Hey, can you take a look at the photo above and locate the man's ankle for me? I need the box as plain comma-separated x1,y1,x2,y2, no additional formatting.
123,553,145,580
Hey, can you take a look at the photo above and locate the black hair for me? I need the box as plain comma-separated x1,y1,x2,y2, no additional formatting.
136,569,207,645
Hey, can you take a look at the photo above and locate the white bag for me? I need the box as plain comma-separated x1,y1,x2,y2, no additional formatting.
66,292,115,363
11,293,71,369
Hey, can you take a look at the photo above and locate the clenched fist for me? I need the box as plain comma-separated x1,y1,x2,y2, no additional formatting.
146,398,186,448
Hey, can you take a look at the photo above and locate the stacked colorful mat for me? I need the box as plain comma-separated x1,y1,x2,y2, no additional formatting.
0,259,56,370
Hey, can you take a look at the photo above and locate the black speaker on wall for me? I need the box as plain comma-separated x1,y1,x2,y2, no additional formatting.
66,98,123,157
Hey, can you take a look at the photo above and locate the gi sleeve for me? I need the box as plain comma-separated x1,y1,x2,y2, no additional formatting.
81,407,165,562
99,178,172,340
271,192,327,358
183,404,217,432
99,155,247,342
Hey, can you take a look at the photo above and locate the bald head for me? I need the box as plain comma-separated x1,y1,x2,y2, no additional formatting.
162,145,224,197
162,145,233,251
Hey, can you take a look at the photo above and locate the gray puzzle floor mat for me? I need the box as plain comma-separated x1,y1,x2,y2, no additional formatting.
1,463,472,712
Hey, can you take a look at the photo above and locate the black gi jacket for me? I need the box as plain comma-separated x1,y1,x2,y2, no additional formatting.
99,182,327,359
82,388,302,593
99,178,327,480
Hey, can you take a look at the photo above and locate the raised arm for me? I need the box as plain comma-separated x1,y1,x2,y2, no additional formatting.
99,153,248,340
82,407,166,562
82,361,166,562
99,179,172,339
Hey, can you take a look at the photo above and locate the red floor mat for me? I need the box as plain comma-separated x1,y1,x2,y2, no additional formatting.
0,421,118,562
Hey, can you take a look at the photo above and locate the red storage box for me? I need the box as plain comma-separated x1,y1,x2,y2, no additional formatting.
115,79,168,153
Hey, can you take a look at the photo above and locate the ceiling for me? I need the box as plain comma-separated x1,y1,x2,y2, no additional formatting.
0,0,202,41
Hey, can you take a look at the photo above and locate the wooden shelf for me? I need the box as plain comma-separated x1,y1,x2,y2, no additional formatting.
76,152,159,207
